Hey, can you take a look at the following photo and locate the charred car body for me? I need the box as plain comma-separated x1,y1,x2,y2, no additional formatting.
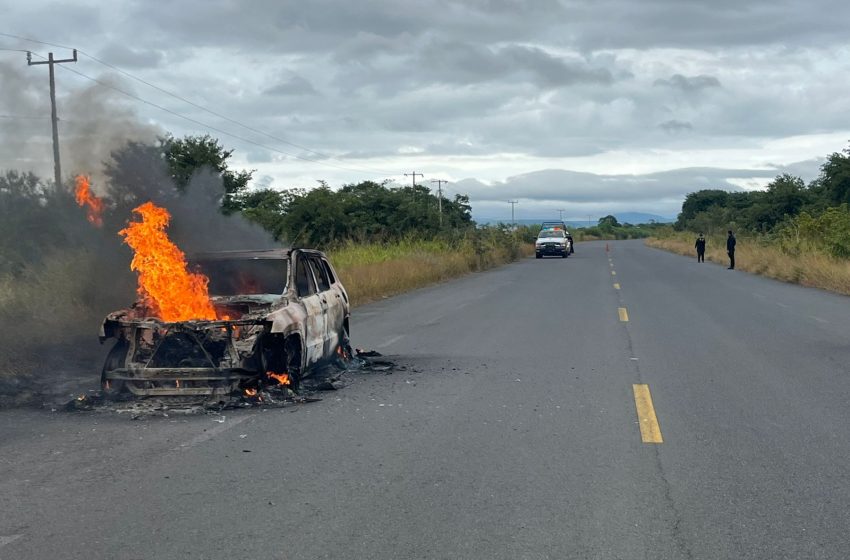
99,249,350,396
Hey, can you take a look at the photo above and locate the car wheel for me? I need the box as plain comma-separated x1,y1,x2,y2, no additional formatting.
101,339,128,396
536,253,542,259
284,336,303,391
337,324,354,362
561,252,567,258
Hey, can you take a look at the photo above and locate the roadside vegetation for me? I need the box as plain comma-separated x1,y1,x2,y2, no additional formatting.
0,134,530,382
329,234,533,307
646,233,850,295
649,142,850,295
570,215,670,240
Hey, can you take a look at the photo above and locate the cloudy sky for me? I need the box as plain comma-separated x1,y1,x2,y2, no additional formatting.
2,0,849,221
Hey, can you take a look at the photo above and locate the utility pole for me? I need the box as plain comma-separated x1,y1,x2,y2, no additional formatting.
431,179,448,227
508,200,518,228
557,209,565,221
404,171,424,201
28,49,78,189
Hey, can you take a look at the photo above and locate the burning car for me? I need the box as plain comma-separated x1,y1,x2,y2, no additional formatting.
99,248,351,397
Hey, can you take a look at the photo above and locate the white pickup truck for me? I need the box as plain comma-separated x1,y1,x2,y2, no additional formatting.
535,228,571,258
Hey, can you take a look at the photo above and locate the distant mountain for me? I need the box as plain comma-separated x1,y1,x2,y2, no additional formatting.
612,212,675,225
475,213,675,227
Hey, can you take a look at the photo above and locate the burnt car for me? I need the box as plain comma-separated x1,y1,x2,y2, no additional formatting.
99,249,350,396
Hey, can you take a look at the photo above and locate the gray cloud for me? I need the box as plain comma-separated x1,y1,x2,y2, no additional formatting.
264,75,317,96
418,41,613,87
456,167,775,205
458,163,827,219
2,0,850,218
654,74,722,92
98,43,165,69
659,119,693,133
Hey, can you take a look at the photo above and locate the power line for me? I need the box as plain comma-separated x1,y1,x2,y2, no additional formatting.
0,115,50,120
0,32,390,176
49,59,386,176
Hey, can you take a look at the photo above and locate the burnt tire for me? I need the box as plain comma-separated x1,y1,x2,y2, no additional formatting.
101,340,128,396
284,337,303,392
340,324,353,359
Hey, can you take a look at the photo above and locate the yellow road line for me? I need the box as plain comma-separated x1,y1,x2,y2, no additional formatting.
613,283,621,290
618,307,629,322
632,384,663,443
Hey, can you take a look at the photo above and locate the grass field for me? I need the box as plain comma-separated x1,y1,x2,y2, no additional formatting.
646,233,850,296
328,237,533,307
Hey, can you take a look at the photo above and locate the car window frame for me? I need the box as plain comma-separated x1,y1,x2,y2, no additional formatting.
320,258,337,285
294,254,318,298
308,256,331,292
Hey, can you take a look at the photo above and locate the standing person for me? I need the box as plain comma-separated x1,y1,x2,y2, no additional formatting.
726,230,736,269
695,233,706,263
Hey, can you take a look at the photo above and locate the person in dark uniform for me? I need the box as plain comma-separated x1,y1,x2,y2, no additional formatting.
726,230,736,269
695,233,706,262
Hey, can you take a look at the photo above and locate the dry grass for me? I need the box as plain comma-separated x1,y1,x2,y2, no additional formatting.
329,239,533,307
0,249,110,380
646,233,850,296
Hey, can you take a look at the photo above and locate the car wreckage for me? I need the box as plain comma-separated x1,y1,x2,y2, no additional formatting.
99,249,351,397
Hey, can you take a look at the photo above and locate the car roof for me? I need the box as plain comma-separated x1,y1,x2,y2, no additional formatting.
190,249,292,260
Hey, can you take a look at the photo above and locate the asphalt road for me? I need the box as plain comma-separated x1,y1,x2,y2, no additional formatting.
3,240,850,559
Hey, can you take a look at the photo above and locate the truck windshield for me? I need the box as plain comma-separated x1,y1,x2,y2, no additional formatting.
538,231,565,238
192,259,288,296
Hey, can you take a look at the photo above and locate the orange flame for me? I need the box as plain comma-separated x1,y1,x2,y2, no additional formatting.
267,372,290,386
244,388,258,397
119,202,217,322
74,175,104,227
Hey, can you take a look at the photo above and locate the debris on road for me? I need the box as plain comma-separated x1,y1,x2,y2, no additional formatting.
59,349,395,419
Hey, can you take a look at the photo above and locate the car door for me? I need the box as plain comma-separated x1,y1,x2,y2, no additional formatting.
294,253,327,366
308,256,345,356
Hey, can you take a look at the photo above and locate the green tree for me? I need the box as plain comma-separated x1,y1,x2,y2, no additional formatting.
598,215,620,228
240,188,288,240
745,174,808,231
104,135,254,214
812,146,850,207
676,190,730,230
163,134,254,214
